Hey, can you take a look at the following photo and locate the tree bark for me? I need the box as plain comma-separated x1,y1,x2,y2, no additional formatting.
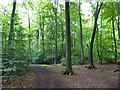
8,0,16,60
90,2,103,68
41,13,45,56
118,2,120,39
60,5,64,58
112,3,117,63
96,26,102,64
84,39,90,60
79,0,84,64
54,0,58,64
112,16,117,63
39,14,41,52
100,14,102,64
28,13,32,63
73,30,75,56
63,1,74,75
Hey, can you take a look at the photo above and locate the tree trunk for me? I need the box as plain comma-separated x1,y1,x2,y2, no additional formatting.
8,0,16,60
63,1,74,75
112,16,117,63
84,39,90,60
118,2,120,39
60,5,64,58
39,15,42,52
73,30,75,56
28,13,32,63
41,13,45,56
54,0,58,64
79,0,84,64
100,14,102,64
96,26,102,64
90,2,103,68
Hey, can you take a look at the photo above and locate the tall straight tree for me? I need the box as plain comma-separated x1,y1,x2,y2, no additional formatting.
63,1,74,75
8,0,16,60
118,1,120,39
89,2,103,68
28,12,32,63
41,12,45,56
112,3,117,63
79,0,84,64
100,13,102,64
60,5,64,58
38,11,42,52
54,0,58,64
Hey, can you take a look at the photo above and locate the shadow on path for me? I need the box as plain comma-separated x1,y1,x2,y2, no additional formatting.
30,65,68,88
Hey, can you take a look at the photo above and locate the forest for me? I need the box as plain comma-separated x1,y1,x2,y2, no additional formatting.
1,0,120,88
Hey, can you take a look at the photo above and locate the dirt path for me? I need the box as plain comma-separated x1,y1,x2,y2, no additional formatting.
30,65,68,88
30,63,120,88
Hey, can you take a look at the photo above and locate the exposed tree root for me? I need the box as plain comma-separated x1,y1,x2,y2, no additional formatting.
84,64,97,70
113,69,120,72
61,70,75,76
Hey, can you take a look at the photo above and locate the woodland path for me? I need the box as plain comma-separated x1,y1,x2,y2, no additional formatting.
30,65,68,88
30,62,120,88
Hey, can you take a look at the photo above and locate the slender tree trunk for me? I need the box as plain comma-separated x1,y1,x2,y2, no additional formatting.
54,0,58,64
112,16,117,63
73,30,75,56
41,13,45,56
84,39,90,60
111,3,117,63
79,0,84,64
28,13,32,63
60,6,64,58
96,26,102,64
90,2,103,68
100,14,102,64
118,2,120,39
8,0,16,60
39,15,41,52
63,1,74,75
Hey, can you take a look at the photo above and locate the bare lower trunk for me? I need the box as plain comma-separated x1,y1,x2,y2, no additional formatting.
96,26,102,64
60,6,64,58
54,0,58,64
8,0,16,60
79,0,84,64
63,1,74,75
39,15,42,52
42,14,45,56
112,16,117,63
118,2,120,39
90,2,103,68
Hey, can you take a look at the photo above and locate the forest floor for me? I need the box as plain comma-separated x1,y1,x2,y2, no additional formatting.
2,62,120,88
31,62,120,88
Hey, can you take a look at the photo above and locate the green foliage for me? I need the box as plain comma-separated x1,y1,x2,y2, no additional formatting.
60,55,84,66
32,50,62,64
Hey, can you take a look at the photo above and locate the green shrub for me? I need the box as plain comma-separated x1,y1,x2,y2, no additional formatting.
60,55,84,65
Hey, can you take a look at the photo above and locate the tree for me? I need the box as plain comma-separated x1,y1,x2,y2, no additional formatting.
63,1,74,75
89,2,103,68
96,26,102,64
60,5,64,58
41,12,45,56
28,12,32,63
118,2,120,39
53,0,58,64
79,0,84,64
8,0,16,60
112,3,117,63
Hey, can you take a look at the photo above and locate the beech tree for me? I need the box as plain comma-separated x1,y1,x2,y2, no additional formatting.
63,1,74,75
8,0,16,60
89,2,103,68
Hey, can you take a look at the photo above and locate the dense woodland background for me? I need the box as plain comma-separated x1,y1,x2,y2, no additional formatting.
1,0,120,77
